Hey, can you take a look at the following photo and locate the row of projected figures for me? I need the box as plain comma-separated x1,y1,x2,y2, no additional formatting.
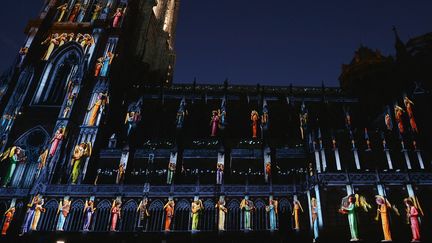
0,192,423,242
53,0,127,25
2,195,303,235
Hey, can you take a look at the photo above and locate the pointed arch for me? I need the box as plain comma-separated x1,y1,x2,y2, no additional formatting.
39,199,59,232
33,42,85,106
148,199,164,232
93,199,112,232
119,199,138,232
64,199,85,232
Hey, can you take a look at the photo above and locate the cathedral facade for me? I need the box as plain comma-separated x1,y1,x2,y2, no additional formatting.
0,1,431,242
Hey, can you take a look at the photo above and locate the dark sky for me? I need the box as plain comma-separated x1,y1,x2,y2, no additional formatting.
1,1,431,86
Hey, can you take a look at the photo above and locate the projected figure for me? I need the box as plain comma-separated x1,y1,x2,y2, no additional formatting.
112,8,124,28
1,146,26,187
167,162,176,184
49,127,65,157
266,198,278,230
137,198,150,231
191,198,203,231
31,198,45,231
88,92,109,126
216,163,224,185
70,142,92,184
100,52,114,77
292,199,303,231
56,198,71,231
94,57,103,77
215,198,227,231
240,198,254,230
394,105,405,134
311,198,319,242
404,96,418,133
164,200,175,231
339,194,370,241
1,207,15,235
20,195,40,235
91,3,102,22
251,110,259,139
56,3,68,22
41,34,59,61
404,197,421,242
210,110,220,137
110,200,122,231
374,195,393,242
83,200,95,231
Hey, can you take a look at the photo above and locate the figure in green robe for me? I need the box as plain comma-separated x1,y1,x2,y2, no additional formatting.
241,198,254,230
191,199,203,231
70,142,92,184
1,146,26,187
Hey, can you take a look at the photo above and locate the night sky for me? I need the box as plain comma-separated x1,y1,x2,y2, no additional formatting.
0,1,431,86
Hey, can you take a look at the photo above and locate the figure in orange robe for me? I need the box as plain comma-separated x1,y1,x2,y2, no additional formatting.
87,92,109,126
164,200,175,231
404,97,418,133
251,110,259,139
1,207,15,235
394,105,405,134
375,195,392,242
94,57,103,77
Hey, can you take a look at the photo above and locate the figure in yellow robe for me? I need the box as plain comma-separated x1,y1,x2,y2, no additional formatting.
375,195,392,242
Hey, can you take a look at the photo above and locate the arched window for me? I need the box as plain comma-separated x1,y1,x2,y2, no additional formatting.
253,199,266,231
173,199,190,231
93,199,111,232
148,199,164,232
226,199,240,231
119,200,138,232
279,198,292,231
200,199,215,231
64,199,85,232
33,44,83,106
38,199,59,231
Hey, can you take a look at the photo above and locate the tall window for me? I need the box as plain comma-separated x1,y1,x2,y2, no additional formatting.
33,48,81,106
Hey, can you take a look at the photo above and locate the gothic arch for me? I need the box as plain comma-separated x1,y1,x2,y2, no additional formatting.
33,42,85,106
175,199,190,210
65,199,85,232
120,199,138,232
39,199,59,231
149,199,164,210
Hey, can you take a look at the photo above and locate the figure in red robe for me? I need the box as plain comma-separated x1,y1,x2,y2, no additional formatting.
49,127,65,157
69,3,81,22
112,8,124,28
110,200,121,231
210,110,220,137
404,198,421,242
